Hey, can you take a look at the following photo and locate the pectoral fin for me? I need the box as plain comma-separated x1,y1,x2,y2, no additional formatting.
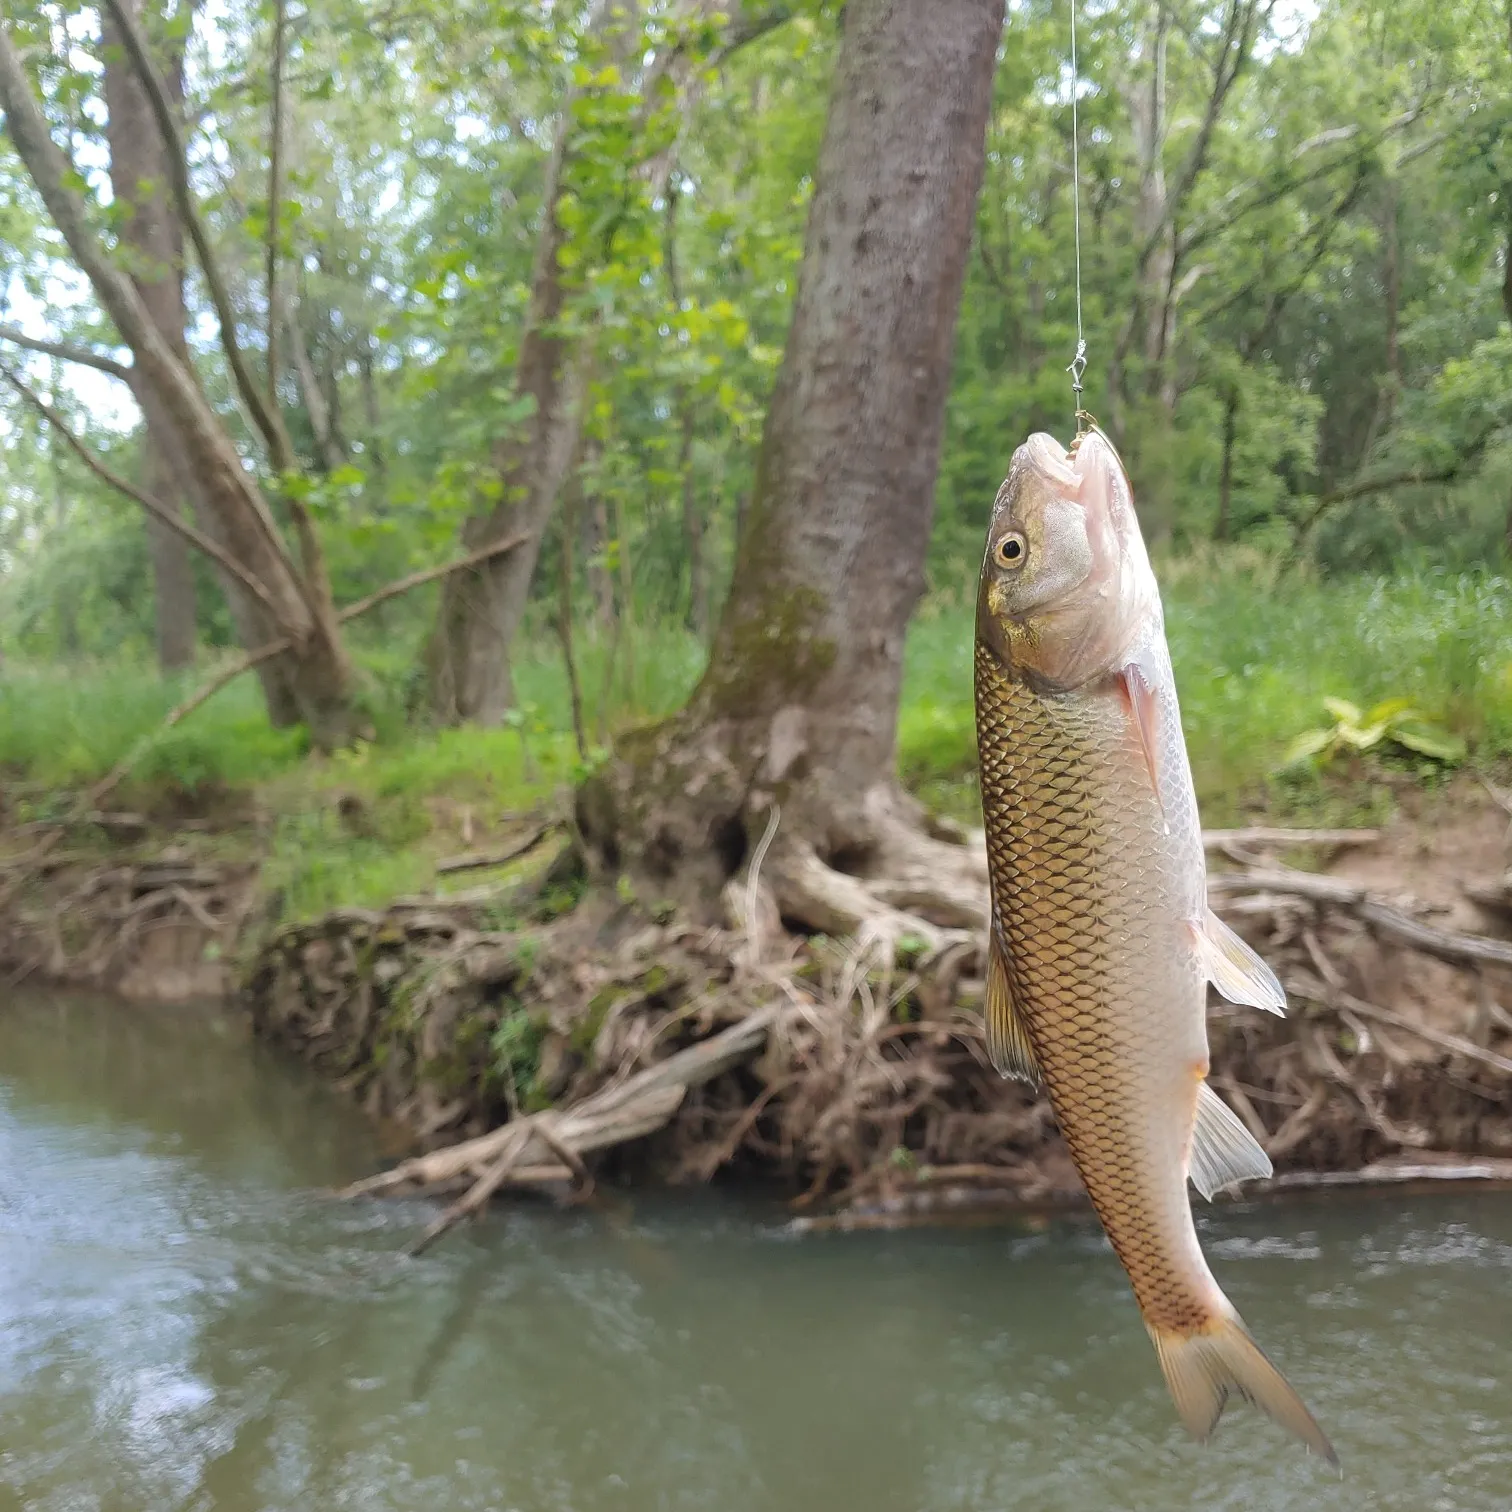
1118,662,1168,831
1195,909,1288,1016
1189,1080,1273,1200
985,927,1040,1086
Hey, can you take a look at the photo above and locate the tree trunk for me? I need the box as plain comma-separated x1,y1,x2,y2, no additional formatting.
678,398,709,638
580,0,1003,933
143,450,196,669
101,0,195,673
1215,386,1238,543
425,106,586,725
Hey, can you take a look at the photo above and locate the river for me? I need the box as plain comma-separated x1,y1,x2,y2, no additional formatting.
1,987,1508,1512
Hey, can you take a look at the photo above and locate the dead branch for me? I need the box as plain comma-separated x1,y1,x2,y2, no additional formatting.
1209,865,1512,968
0,365,284,622
1290,982,1512,1079
1267,1157,1512,1190
1201,828,1379,849
341,1005,779,1244
0,324,134,382
434,822,558,875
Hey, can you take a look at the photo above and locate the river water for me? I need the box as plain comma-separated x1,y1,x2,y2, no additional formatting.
2,988,1509,1512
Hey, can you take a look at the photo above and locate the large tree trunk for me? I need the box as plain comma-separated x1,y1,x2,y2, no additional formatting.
580,0,1003,938
101,0,195,672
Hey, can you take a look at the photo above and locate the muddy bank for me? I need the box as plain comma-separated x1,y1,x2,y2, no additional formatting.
5,784,1512,1224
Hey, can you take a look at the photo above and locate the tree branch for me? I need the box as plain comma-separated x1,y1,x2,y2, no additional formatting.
0,325,134,383
100,0,296,474
0,22,299,582
334,533,531,625
0,363,285,623
1180,104,1427,256
1291,428,1503,544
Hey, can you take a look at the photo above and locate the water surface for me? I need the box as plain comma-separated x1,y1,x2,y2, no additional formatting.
2,988,1508,1511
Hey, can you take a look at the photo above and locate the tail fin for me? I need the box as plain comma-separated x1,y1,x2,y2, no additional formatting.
1148,1315,1339,1467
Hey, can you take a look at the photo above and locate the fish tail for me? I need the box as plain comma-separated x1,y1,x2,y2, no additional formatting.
1146,1313,1339,1467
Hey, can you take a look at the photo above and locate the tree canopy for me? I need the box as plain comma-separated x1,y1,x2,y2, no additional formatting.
2,0,1510,687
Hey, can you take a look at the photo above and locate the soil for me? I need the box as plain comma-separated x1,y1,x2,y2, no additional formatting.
3,774,1511,1226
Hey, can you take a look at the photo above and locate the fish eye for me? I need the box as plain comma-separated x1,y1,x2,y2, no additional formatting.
994,533,1027,569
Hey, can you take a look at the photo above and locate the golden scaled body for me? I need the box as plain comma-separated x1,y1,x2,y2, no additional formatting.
973,430,1335,1464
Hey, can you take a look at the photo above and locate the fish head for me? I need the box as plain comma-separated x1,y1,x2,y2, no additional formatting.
976,427,1159,691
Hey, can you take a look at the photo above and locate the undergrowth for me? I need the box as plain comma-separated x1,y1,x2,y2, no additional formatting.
4,560,1511,919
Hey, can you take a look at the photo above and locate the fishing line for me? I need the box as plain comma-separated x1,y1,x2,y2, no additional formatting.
1066,0,1089,436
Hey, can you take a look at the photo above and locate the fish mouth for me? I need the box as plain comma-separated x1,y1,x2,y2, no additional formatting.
1018,432,1083,495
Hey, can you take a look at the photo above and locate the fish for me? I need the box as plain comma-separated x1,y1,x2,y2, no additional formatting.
973,426,1337,1465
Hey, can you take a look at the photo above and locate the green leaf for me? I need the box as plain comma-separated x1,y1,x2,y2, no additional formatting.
1282,728,1334,766
1364,697,1417,726
1389,723,1467,764
1321,697,1362,725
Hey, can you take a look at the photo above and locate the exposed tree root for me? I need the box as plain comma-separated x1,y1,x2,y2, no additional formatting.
11,810,1511,1252
230,816,1512,1251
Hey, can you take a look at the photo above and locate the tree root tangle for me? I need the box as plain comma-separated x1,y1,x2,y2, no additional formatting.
224,816,1512,1251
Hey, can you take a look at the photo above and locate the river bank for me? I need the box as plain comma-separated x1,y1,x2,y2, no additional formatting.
4,770,1512,1225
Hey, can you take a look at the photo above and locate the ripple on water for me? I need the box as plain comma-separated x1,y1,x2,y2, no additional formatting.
2,990,1512,1512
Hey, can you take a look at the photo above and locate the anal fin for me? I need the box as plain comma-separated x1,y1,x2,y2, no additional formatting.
1196,909,1287,1016
1189,1080,1272,1200
985,926,1040,1086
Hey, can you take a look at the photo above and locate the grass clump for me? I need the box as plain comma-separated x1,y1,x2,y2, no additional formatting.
4,561,1511,915
897,559,1512,823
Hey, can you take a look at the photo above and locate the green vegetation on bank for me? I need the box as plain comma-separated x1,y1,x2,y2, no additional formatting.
4,560,1510,925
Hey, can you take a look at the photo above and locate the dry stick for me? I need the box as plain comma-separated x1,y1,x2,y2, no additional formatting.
341,1007,779,1206
1209,865,1512,969
1200,827,1379,849
405,1121,534,1258
0,533,533,907
1,366,284,621
1291,982,1512,1080
1268,1159,1512,1191
0,324,133,382
100,0,294,472
434,822,558,876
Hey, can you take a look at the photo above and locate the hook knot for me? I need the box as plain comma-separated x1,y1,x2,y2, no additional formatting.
1067,338,1087,397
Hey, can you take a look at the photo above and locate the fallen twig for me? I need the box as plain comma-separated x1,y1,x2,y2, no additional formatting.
434,822,557,875
1210,865,1512,968
1201,827,1380,849
1288,978,1512,1078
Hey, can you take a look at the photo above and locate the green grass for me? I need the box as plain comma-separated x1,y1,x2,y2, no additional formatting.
5,560,1512,918
898,557,1512,823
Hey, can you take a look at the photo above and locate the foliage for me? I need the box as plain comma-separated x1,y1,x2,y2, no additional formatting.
2,0,1511,851
1282,697,1468,769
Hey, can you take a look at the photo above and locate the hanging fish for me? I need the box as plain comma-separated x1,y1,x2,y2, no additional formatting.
973,426,1336,1465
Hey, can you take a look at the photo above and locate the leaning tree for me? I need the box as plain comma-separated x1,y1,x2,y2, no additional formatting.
580,0,1005,940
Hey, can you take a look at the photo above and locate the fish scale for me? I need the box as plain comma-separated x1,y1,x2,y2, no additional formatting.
975,643,1207,1333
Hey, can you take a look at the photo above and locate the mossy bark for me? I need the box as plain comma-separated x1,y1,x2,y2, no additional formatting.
581,0,1006,913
